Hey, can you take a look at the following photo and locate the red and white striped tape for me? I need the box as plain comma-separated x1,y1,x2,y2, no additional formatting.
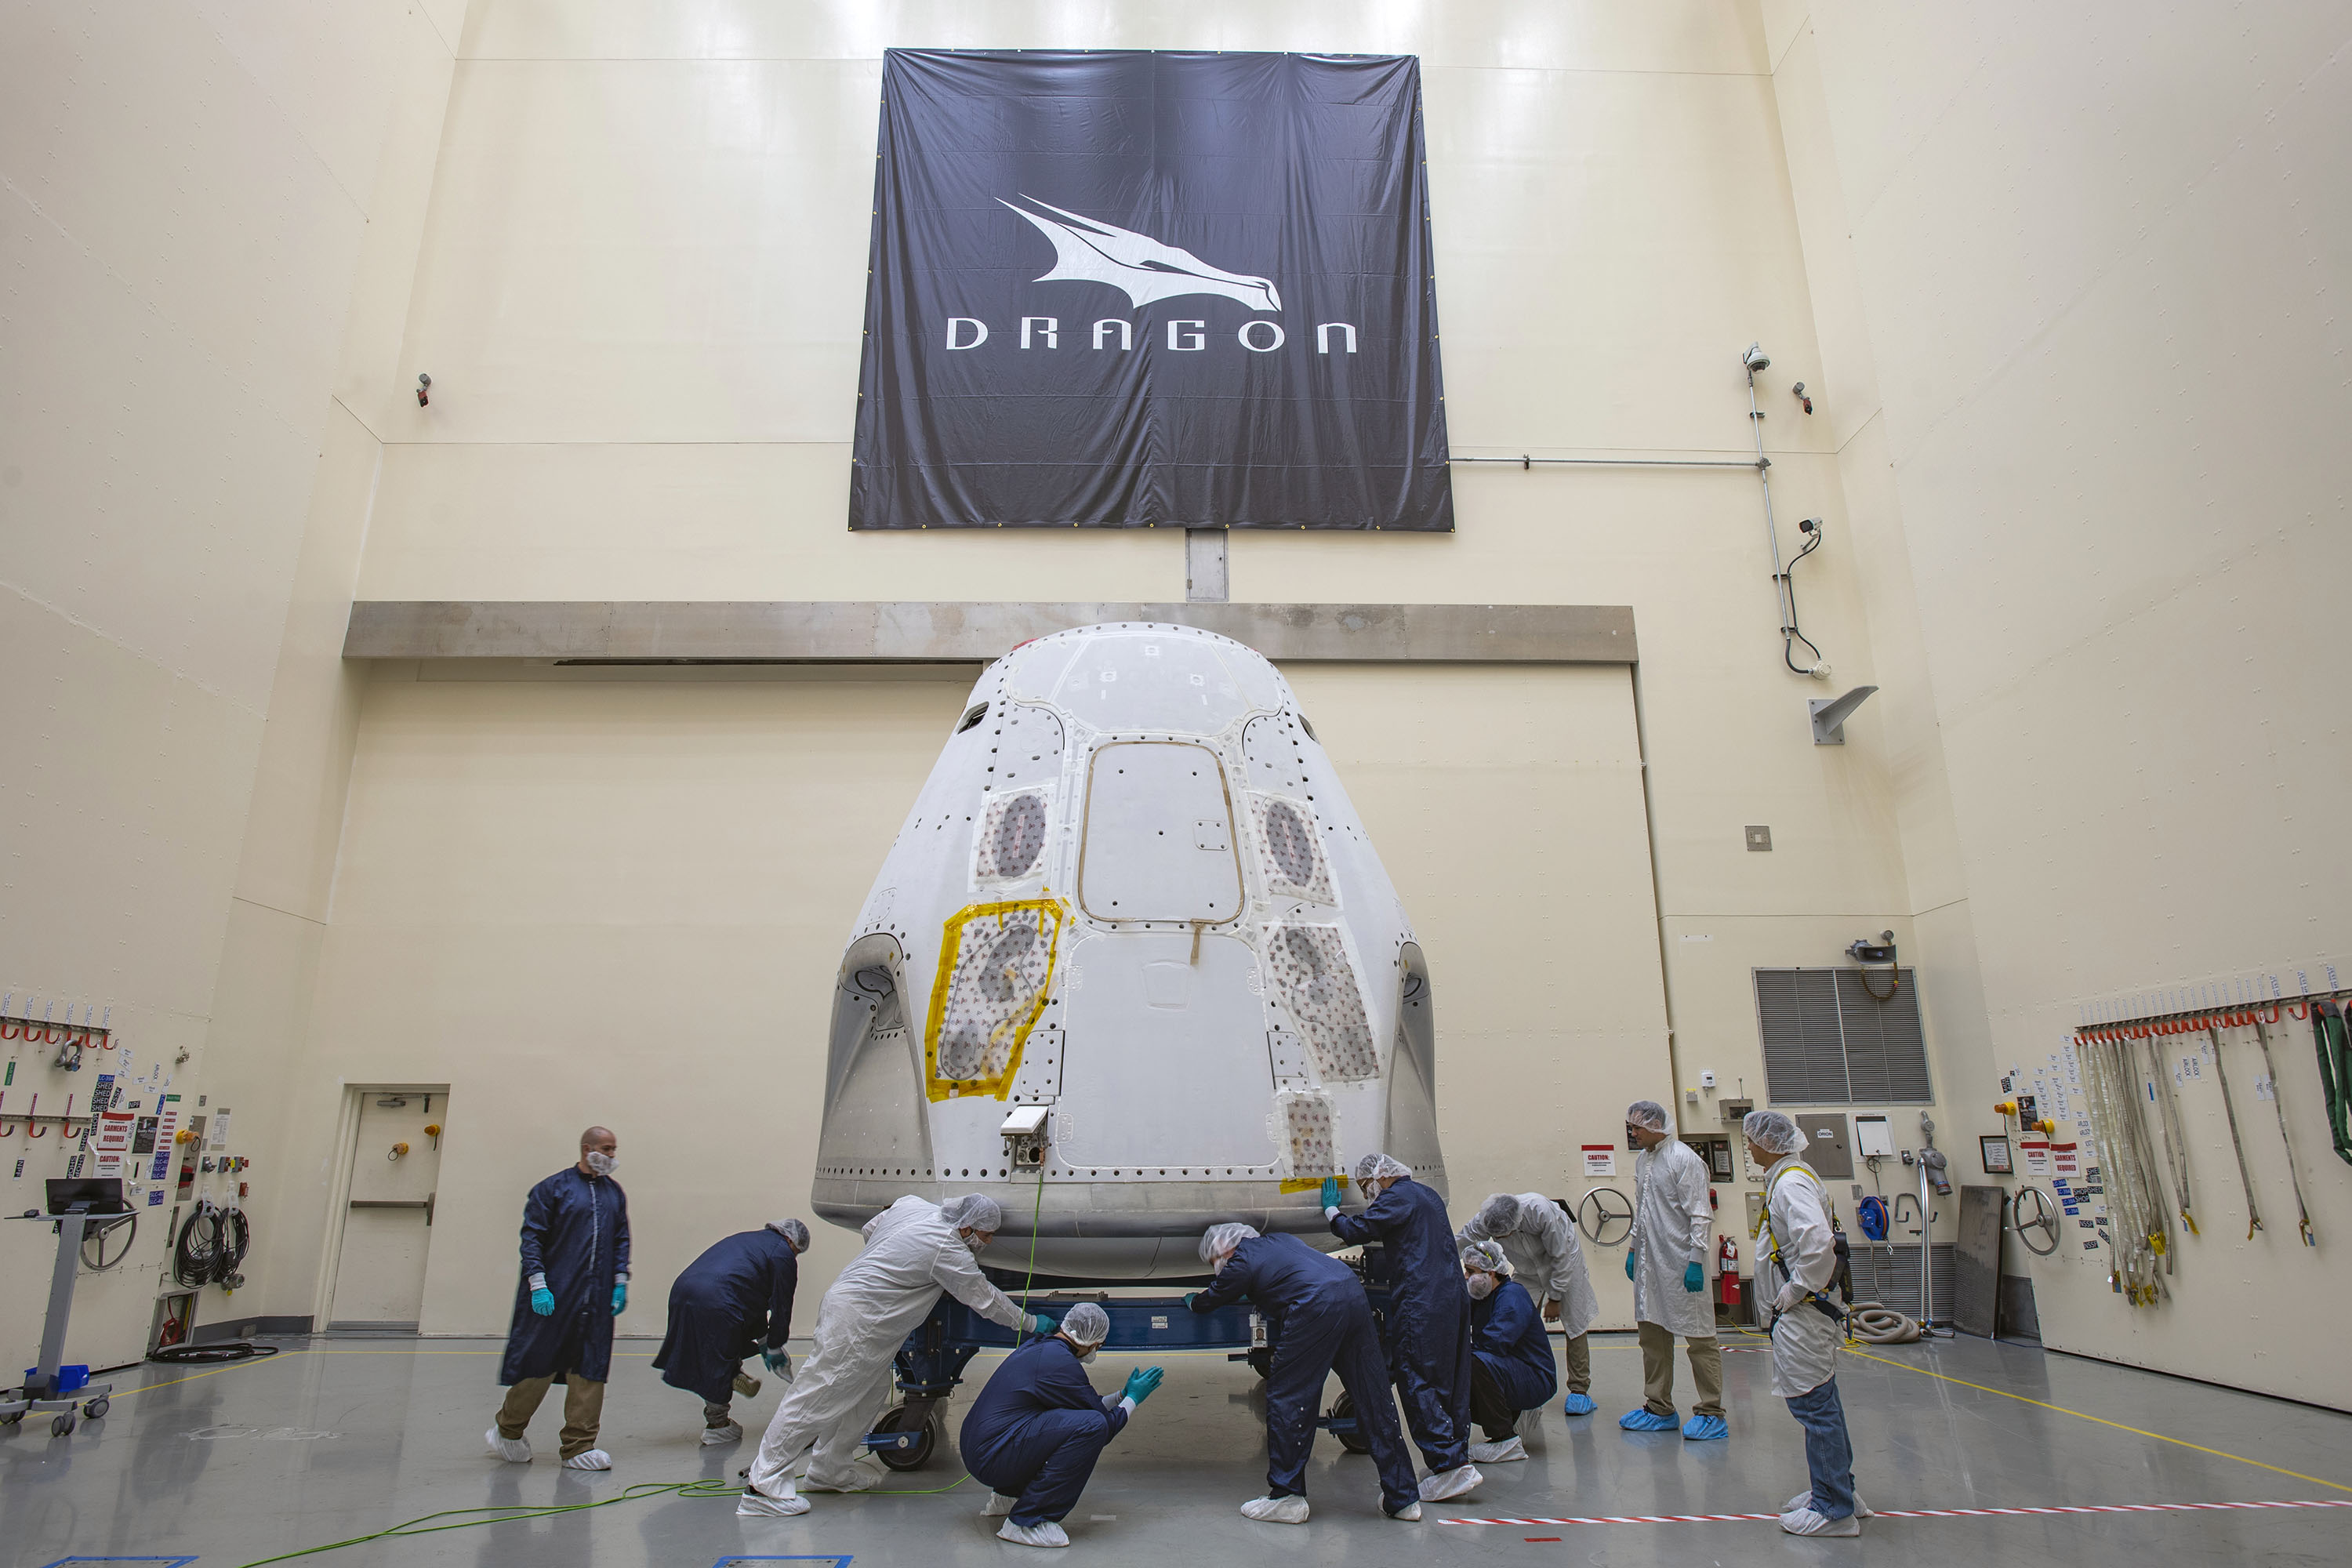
1440,1497,2352,1529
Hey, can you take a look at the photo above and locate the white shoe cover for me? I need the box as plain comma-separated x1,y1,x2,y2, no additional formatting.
1240,1495,1311,1524
737,1483,810,1518
701,1420,744,1446
1784,1490,1872,1518
561,1449,611,1471
806,1452,888,1493
485,1426,532,1464
996,1519,1070,1547
1469,1436,1527,1464
982,1492,1019,1517
1387,1501,1424,1521
1417,1465,1483,1501
1780,1506,1861,1536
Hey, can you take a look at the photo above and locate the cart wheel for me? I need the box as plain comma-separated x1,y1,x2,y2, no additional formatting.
870,1404,935,1472
1,1410,22,1429
1246,1347,1273,1381
83,1397,110,1421
1327,1392,1373,1455
52,1410,77,1437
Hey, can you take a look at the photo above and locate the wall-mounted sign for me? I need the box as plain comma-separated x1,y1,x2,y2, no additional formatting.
851,49,1451,532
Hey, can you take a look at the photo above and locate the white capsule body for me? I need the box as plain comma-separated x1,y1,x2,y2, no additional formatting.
811,622,1445,1279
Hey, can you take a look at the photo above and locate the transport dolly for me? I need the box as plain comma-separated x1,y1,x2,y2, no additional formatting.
863,1260,1395,1469
2,1178,133,1436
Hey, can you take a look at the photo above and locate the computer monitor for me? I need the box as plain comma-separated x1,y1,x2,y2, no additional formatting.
45,1178,128,1215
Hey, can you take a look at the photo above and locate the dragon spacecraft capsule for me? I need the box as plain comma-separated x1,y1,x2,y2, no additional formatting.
811,622,1446,1279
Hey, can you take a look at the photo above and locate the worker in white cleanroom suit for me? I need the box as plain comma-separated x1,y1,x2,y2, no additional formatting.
1456,1192,1602,1416
1747,1109,1867,1537
1621,1100,1729,1440
737,1194,1051,1517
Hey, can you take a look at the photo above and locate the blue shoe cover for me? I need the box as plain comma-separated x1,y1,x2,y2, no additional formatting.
1618,1407,1679,1432
1561,1392,1596,1417
1682,1414,1728,1441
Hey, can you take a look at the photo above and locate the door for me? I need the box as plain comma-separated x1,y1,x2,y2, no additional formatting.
328,1089,447,1331
1076,741,1242,924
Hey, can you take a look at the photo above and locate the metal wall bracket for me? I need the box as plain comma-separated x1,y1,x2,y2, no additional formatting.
1809,685,1878,745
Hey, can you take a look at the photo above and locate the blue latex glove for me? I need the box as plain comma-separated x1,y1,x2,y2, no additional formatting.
612,1283,628,1315
1025,1312,1054,1336
1682,1261,1704,1294
762,1348,791,1376
1624,1250,1637,1281
1123,1367,1164,1406
1183,1292,1200,1309
530,1287,555,1316
1320,1175,1341,1210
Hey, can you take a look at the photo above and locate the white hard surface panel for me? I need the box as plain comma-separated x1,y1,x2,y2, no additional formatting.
1078,742,1243,924
1053,934,1278,1171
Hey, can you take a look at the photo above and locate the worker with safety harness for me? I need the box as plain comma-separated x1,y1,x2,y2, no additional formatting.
1746,1109,1869,1537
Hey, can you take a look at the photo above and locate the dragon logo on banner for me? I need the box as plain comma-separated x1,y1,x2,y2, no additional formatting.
850,49,1451,532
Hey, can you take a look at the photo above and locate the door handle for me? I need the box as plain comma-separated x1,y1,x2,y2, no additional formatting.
349,1200,430,1209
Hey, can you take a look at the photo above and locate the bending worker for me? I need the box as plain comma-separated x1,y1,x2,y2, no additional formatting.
1747,1109,1867,1537
1621,1100,1728,1440
961,1301,1164,1548
1323,1153,1480,1503
1189,1222,1422,1525
738,1194,1054,1518
1456,1192,1601,1416
652,1218,808,1446
1460,1240,1557,1462
486,1126,630,1472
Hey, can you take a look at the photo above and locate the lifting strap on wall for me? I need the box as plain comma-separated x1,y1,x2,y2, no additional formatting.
2315,1001,2352,1168
2206,1025,2263,1240
2138,1033,2198,1236
2251,1018,2316,1246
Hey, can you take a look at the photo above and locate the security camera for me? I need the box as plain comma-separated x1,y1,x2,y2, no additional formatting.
1742,343,1771,373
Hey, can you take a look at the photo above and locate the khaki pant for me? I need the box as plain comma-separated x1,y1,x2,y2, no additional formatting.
1562,1330,1592,1395
497,1374,605,1459
1636,1322,1724,1417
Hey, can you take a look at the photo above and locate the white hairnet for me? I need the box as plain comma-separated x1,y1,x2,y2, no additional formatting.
1058,1301,1111,1346
1460,1239,1512,1276
1743,1109,1808,1156
1474,1193,1523,1235
1355,1152,1411,1185
1199,1222,1259,1263
940,1194,1004,1232
1626,1099,1672,1134
766,1218,811,1251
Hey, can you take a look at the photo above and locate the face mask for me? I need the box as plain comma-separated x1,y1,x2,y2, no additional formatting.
1466,1273,1497,1301
962,1231,989,1254
1080,1347,1099,1364
1211,1253,1229,1276
585,1151,616,1176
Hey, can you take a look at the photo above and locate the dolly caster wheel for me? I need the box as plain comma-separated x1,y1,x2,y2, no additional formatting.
52,1410,77,1437
870,1404,935,1471
83,1397,110,1420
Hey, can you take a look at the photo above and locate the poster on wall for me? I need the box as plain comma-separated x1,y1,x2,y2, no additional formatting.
850,49,1452,531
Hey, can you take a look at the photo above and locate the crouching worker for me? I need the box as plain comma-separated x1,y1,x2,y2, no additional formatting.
1460,1240,1556,1463
961,1301,1164,1548
652,1218,808,1446
1746,1109,1869,1537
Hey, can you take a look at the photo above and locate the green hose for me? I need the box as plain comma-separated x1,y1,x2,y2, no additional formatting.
2316,1001,2352,1167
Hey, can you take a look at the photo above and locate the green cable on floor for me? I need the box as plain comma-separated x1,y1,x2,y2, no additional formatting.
233,1469,977,1567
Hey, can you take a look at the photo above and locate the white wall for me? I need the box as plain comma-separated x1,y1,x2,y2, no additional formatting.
1769,0,2352,1406
0,1,466,1359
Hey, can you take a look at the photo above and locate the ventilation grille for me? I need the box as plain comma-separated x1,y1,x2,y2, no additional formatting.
1753,967,1929,1105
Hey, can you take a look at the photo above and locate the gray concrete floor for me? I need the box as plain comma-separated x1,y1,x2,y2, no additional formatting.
7,1330,2350,1568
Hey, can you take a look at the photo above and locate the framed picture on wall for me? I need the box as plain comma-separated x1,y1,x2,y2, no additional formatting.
1979,1134,2014,1175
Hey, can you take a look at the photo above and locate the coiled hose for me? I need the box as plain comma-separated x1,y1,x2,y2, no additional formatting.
1846,1301,1922,1343
172,1199,251,1289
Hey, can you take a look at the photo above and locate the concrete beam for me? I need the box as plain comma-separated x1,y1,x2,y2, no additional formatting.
343,601,1636,664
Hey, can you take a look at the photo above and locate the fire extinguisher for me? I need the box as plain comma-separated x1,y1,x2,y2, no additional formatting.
1718,1236,1740,1306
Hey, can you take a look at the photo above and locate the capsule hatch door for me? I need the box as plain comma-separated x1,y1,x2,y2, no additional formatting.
1077,741,1242,924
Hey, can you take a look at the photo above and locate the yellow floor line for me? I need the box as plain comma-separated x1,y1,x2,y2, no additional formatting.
1837,1343,2352,1495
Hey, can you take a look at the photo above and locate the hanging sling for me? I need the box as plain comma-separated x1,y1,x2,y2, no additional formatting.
2315,1001,2352,1168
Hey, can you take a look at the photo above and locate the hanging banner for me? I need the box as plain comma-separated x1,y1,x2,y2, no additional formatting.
850,49,1452,532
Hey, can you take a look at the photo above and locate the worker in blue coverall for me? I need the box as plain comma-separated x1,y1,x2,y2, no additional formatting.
960,1301,1165,1548
1189,1222,1421,1526
1460,1239,1558,1463
486,1126,630,1470
1324,1152,1480,1503
653,1218,808,1446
